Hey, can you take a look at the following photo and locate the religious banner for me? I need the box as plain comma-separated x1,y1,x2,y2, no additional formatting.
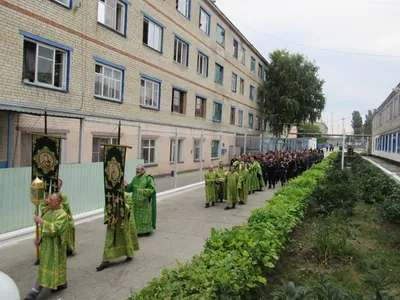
31,134,61,195
103,144,127,231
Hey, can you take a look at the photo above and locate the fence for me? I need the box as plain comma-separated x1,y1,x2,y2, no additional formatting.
0,159,143,234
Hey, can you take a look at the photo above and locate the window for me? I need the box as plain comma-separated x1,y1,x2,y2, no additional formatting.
231,73,237,92
211,140,219,159
142,139,156,164
264,70,267,81
248,113,254,129
94,61,123,102
257,92,262,103
255,116,261,130
216,24,225,47
194,140,202,160
92,137,118,162
240,78,244,95
251,57,256,73
199,7,210,35
258,63,263,79
170,139,184,163
22,39,68,91
238,110,243,127
214,63,224,85
233,39,239,58
97,0,126,35
197,51,208,77
54,0,71,7
195,96,206,118
143,17,164,52
241,47,246,64
171,88,186,114
176,0,190,19
140,75,160,109
230,106,236,125
213,101,222,122
393,134,396,153
174,36,189,66
250,85,255,100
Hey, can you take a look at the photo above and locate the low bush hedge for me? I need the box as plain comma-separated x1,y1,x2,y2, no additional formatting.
128,153,337,300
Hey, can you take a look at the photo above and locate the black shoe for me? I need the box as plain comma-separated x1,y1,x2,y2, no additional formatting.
126,257,133,262
239,201,244,205
224,206,231,210
232,204,236,209
211,202,215,206
51,282,68,292
96,261,110,272
268,185,271,189
205,203,210,208
67,250,75,256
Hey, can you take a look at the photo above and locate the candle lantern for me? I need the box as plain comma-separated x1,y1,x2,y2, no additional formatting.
30,177,45,206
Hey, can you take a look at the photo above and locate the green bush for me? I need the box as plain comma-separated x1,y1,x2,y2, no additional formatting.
128,154,336,300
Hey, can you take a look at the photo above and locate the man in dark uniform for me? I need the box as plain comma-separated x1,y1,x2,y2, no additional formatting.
266,158,276,189
279,157,288,187
261,157,268,187
287,155,297,181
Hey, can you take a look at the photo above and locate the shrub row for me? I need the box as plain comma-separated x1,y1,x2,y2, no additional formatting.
128,153,337,300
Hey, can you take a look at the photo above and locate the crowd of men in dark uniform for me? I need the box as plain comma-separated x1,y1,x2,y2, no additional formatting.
230,149,325,189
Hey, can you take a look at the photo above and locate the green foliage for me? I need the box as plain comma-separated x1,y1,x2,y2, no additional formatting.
297,123,327,144
258,49,326,138
351,111,363,135
378,192,400,224
363,110,374,135
128,153,338,300
270,281,311,300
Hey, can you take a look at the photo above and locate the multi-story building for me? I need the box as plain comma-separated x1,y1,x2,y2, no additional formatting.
0,0,270,175
372,83,400,163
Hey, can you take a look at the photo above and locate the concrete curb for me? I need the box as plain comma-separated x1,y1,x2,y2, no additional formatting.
362,157,400,183
0,181,205,245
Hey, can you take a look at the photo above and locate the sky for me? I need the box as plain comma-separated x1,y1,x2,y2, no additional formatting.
215,0,400,134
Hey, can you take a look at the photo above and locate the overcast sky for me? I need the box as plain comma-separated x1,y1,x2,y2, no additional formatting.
215,0,400,134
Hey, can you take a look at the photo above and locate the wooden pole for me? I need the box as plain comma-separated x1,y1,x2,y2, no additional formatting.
44,110,48,135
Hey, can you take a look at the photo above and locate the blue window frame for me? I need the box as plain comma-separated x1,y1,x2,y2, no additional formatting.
173,33,190,67
213,101,222,122
97,0,131,36
20,30,72,93
251,57,256,73
233,39,239,59
199,6,211,36
51,0,73,8
248,113,254,129
258,63,263,79
231,72,237,92
177,0,191,19
393,133,396,153
140,73,162,110
216,24,225,47
211,140,220,159
250,85,255,100
141,11,165,53
397,132,400,153
93,56,125,103
215,63,224,85
197,49,209,77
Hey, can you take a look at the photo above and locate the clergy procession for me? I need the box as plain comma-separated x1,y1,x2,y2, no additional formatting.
204,149,325,209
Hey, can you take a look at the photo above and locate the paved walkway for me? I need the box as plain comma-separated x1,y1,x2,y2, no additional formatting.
153,169,206,192
368,156,400,176
0,184,277,299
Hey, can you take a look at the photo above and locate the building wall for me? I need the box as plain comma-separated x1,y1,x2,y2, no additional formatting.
1,0,269,175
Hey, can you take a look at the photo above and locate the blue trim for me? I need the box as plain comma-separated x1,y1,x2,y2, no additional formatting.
233,39,239,58
172,85,188,93
140,73,162,84
124,3,128,37
50,0,73,9
95,95,123,104
69,0,73,9
177,0,191,20
199,4,212,16
93,56,126,70
197,49,209,77
231,105,236,109
120,0,132,6
7,112,12,168
213,100,223,105
199,6,211,36
196,93,207,99
23,81,69,93
20,30,74,52
173,33,191,46
161,29,164,53
196,48,209,58
141,11,166,29
66,52,70,93
232,72,238,77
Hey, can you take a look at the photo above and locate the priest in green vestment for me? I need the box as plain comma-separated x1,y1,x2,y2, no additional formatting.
216,161,227,202
96,192,136,271
249,157,265,192
124,192,140,251
205,164,217,208
40,179,75,256
225,166,239,210
238,162,249,205
24,193,68,300
124,164,157,235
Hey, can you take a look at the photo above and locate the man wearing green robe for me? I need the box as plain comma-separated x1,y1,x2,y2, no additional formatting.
216,161,227,202
40,179,75,256
249,157,265,192
225,166,239,210
238,162,249,205
96,192,136,271
24,193,68,300
124,164,157,235
205,164,217,208
124,192,140,251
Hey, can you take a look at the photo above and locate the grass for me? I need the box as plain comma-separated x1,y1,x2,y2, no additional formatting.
256,202,400,298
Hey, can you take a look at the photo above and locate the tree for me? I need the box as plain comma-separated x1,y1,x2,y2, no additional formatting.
363,110,373,135
297,123,327,144
258,49,326,143
351,111,363,135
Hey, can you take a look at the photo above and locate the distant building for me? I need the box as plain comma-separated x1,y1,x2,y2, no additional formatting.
315,122,329,134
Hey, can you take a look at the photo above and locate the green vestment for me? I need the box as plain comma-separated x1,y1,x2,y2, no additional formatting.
40,192,75,253
125,173,157,234
216,167,227,201
233,161,240,171
124,192,140,251
238,168,249,203
226,171,239,204
38,209,68,290
205,171,217,204
249,161,264,191
102,200,135,262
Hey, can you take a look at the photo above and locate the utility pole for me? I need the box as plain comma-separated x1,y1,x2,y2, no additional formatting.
341,118,345,170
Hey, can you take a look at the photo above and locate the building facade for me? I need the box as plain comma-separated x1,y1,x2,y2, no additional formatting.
372,84,400,163
0,0,272,175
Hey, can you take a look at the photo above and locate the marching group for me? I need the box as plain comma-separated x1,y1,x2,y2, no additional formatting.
205,149,325,210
